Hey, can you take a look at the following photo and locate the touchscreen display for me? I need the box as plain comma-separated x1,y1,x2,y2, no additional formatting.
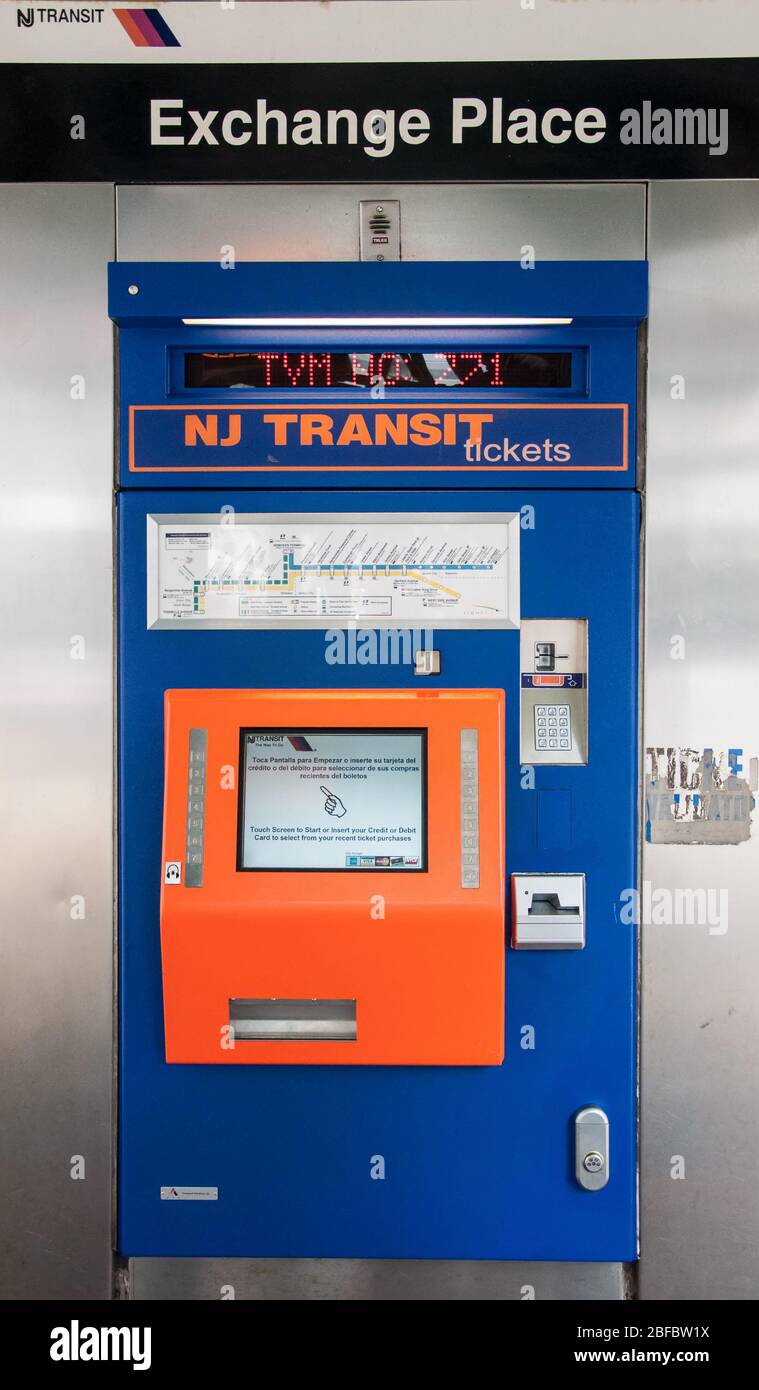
238,727,427,871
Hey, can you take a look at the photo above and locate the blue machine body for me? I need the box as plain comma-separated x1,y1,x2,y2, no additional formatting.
113,261,645,1260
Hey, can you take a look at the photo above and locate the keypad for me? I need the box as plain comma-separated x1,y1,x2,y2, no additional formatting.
533,704,572,753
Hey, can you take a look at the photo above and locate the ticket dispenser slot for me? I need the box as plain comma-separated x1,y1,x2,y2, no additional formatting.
229,998,357,1042
511,873,585,949
160,688,505,1065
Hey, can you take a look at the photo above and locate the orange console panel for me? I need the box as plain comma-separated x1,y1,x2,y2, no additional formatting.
160,688,505,1065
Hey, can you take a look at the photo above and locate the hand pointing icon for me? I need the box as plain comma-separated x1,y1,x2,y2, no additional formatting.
320,785,347,818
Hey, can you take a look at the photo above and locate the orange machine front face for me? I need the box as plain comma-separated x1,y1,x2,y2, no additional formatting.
160,688,505,1064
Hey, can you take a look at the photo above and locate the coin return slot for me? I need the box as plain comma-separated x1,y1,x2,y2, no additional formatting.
229,998,357,1041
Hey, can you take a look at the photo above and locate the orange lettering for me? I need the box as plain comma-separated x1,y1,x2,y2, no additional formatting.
410,412,442,446
185,414,218,446
374,413,409,446
458,412,494,445
336,414,373,446
263,413,298,446
220,414,241,447
300,414,334,445
442,412,457,444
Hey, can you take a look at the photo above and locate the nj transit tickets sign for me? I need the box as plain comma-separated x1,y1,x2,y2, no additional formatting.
127,402,629,475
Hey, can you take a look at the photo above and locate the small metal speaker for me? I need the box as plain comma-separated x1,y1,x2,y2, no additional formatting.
359,199,401,261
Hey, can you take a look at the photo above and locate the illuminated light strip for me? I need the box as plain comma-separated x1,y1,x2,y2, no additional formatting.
181,316,574,328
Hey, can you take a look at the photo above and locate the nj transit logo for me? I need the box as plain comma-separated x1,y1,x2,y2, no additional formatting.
114,7,180,47
127,403,629,474
16,7,105,25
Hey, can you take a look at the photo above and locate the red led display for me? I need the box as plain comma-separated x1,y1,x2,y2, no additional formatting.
184,350,572,391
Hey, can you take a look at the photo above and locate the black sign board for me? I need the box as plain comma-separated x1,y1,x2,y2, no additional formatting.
1,60,757,182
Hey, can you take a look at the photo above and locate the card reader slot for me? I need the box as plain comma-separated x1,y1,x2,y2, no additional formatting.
229,998,357,1041
528,893,577,916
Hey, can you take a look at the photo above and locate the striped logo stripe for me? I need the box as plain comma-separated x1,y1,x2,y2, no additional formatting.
114,8,180,48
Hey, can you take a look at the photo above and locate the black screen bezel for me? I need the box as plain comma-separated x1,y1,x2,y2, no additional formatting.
236,726,429,873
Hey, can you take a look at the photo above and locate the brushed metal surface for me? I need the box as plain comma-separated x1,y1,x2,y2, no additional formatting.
640,182,759,1300
0,185,114,1299
116,182,645,262
130,1257,625,1301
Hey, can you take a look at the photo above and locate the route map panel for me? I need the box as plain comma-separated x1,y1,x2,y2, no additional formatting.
147,513,519,630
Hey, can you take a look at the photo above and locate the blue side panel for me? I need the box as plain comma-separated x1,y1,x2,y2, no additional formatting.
118,487,639,1260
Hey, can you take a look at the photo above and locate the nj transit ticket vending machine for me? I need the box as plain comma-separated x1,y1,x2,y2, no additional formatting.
112,260,645,1260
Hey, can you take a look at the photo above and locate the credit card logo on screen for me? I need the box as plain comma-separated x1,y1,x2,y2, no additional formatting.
347,853,415,868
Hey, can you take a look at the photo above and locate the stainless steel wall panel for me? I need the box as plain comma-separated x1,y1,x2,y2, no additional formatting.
640,181,759,1301
116,182,646,262
131,1257,626,1302
0,185,114,1300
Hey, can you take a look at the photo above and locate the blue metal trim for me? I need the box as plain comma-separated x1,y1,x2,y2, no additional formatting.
109,260,648,326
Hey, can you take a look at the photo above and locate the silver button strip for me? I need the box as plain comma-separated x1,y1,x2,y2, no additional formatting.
460,728,480,889
185,728,207,888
